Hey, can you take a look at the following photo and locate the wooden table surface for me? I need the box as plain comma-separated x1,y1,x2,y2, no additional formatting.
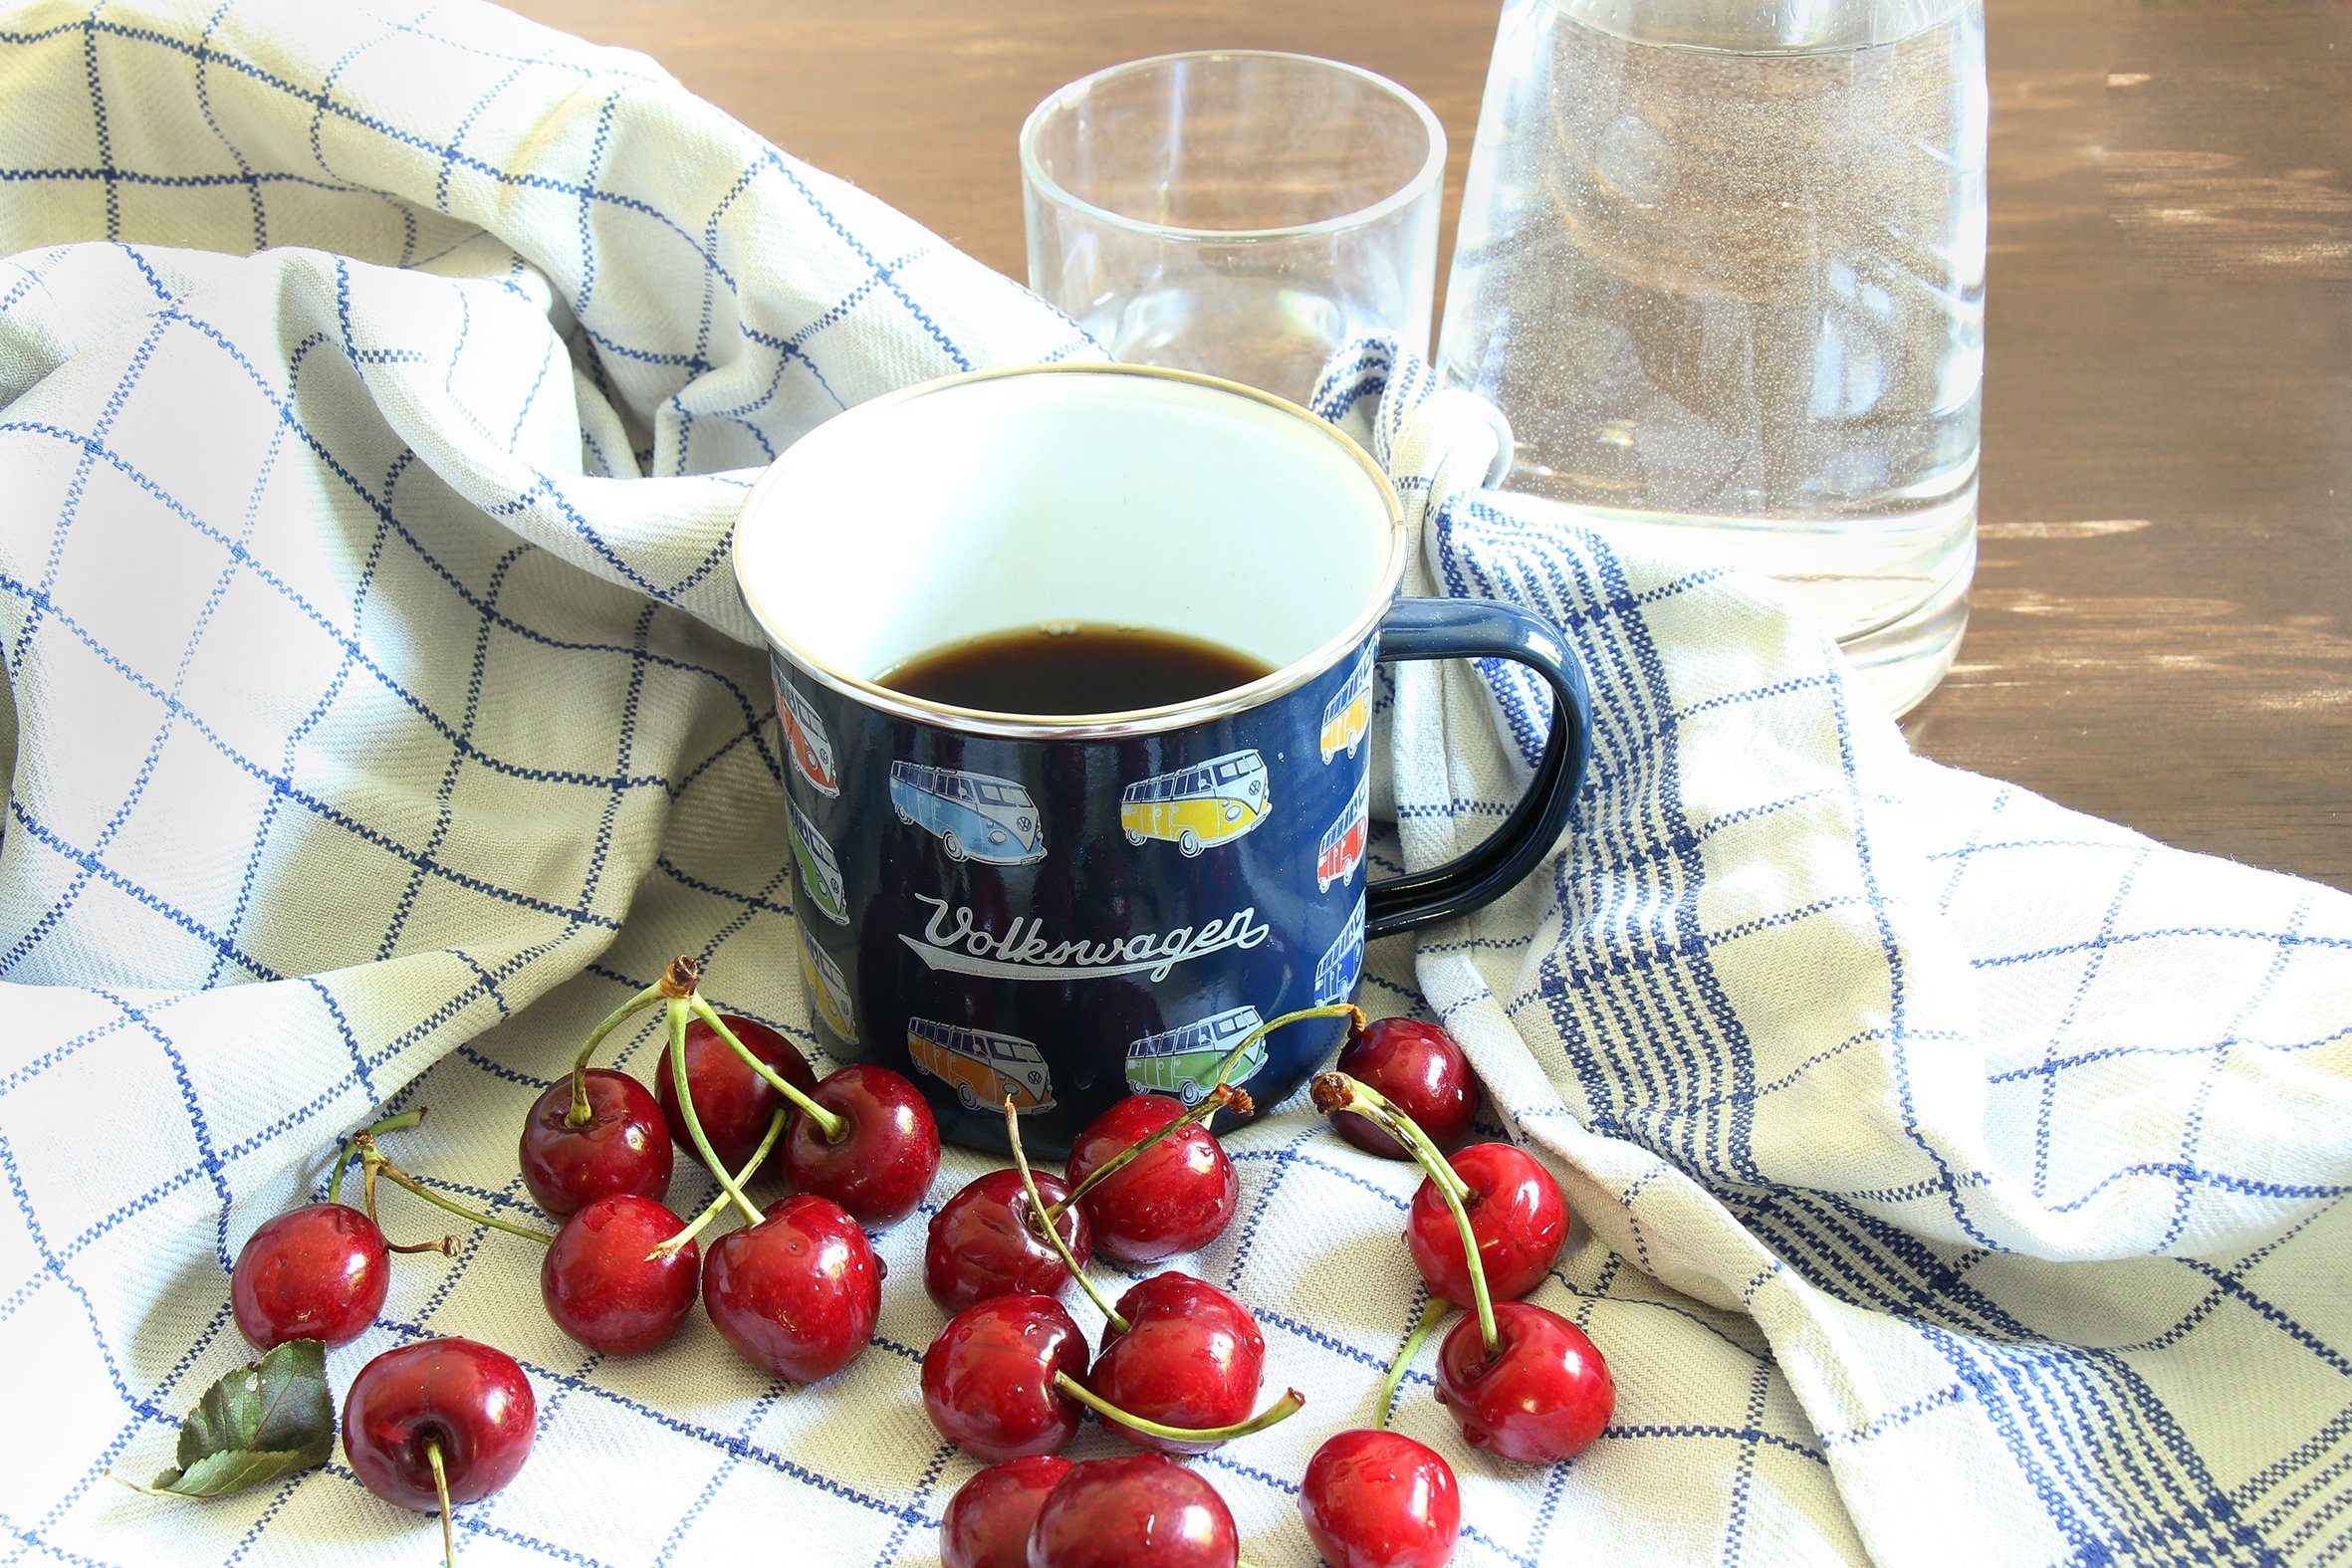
514,0,2352,892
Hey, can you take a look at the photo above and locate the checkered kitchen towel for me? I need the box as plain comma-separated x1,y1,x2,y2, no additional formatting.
1,2,2346,1564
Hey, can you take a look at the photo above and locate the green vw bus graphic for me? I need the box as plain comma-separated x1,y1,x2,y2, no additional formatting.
788,797,849,925
890,763,1045,865
1124,1005,1267,1105
907,1017,1055,1113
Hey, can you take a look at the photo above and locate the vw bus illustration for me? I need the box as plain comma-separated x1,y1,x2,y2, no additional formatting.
1119,750,1271,857
889,763,1045,865
798,931,857,1043
1314,902,1367,1005
788,798,849,924
1317,774,1370,892
1320,643,1375,763
1124,1006,1267,1105
907,1017,1055,1113
776,675,839,797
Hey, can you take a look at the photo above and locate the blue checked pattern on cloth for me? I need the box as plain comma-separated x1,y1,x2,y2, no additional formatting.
0,2,2345,1564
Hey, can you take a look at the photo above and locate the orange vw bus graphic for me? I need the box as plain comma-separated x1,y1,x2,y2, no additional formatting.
776,675,839,797
907,1017,1055,1113
1319,642,1375,764
1316,774,1370,892
797,930,857,1044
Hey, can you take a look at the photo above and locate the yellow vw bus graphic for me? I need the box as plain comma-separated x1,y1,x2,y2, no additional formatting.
788,798,849,925
797,931,857,1044
1319,643,1375,764
907,1017,1055,1113
1119,750,1271,857
1125,1006,1267,1105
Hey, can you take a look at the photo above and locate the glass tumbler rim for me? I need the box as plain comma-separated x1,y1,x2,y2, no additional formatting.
1019,49,1447,243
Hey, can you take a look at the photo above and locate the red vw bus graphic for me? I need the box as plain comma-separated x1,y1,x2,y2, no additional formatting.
1316,774,1370,892
776,673,839,797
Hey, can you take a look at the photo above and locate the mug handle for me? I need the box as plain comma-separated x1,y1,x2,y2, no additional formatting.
1363,596,1593,941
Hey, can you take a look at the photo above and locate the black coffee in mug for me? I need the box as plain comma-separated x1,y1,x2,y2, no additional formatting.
880,624,1274,717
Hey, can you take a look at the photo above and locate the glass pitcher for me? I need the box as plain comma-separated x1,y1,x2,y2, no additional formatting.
1436,0,1989,715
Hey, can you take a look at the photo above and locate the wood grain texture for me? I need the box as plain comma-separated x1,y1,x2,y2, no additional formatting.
510,0,2352,890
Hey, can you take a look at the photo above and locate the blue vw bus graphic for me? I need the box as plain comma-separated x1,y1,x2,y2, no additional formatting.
890,763,1046,865
1320,642,1375,763
1317,773,1371,892
1120,750,1271,857
788,797,850,924
1314,901,1366,1005
1125,1006,1267,1105
799,930,857,1043
778,675,839,797
907,1017,1055,1113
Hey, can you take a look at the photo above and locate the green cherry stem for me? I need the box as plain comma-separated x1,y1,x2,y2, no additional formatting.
1314,1071,1499,1359
668,996,765,1228
1211,1003,1366,1096
1005,1097,1125,1332
1051,1082,1253,1224
328,1108,426,1208
654,1108,786,1260
1373,1296,1452,1430
565,981,668,1127
425,1436,455,1565
687,993,847,1144
1052,1373,1305,1446
359,1143,553,1247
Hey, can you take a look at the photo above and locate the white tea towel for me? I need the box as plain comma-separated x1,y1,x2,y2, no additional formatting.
1,4,2347,1566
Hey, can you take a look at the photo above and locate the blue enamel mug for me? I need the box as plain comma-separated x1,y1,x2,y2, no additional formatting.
733,364,1590,1156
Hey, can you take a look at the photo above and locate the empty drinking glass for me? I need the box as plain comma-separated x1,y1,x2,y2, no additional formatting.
1022,51,1445,406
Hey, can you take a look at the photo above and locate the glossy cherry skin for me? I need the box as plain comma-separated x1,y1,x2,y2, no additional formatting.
541,1194,698,1356
231,1203,390,1350
342,1338,536,1511
1024,1455,1238,1568
1333,1018,1477,1160
1063,1096,1237,1263
784,1064,941,1229
1434,1301,1614,1463
519,1069,672,1217
922,1295,1087,1461
1300,1429,1462,1568
701,1196,880,1383
1086,1273,1264,1456
654,1011,817,1172
925,1169,1093,1311
1407,1143,1568,1308
943,1456,1073,1568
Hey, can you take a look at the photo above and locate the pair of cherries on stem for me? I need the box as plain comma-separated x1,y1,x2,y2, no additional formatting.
945,1453,1245,1568
922,1100,1303,1464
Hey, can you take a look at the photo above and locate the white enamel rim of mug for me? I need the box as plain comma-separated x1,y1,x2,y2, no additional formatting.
731,362,1408,742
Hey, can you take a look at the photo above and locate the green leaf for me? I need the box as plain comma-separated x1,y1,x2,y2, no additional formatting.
147,1339,335,1500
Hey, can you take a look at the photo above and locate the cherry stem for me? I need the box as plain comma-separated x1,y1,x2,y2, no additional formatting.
654,1108,786,1259
1314,1072,1499,1358
328,1108,426,1208
686,994,847,1144
359,1142,553,1247
1051,1082,1253,1225
565,982,667,1128
425,1437,455,1566
357,1153,455,1255
1052,1372,1304,1446
1211,1003,1365,1099
668,997,763,1228
1004,1097,1124,1332
1374,1296,1451,1430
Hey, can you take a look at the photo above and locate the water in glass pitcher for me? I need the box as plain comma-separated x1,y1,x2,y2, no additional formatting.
1437,0,1989,713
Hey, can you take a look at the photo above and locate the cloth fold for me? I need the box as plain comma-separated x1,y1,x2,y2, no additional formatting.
1,3,2346,1565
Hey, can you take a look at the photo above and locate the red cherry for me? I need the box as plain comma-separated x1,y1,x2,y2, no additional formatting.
654,1012,817,1172
784,1063,941,1229
1300,1429,1462,1568
540,1194,698,1356
342,1338,535,1512
1024,1455,1238,1568
519,1069,672,1217
924,1169,1092,1311
921,1295,1088,1461
230,1203,389,1350
1086,1273,1264,1456
1063,1095,1236,1262
1406,1143,1567,1308
1433,1301,1614,1463
1333,1019,1476,1159
943,1456,1073,1568
701,1196,879,1383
